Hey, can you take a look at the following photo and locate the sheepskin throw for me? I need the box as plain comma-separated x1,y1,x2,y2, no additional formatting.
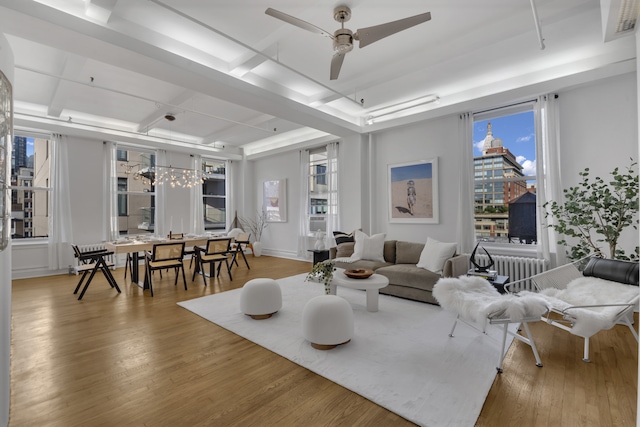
522,276,640,338
433,276,549,324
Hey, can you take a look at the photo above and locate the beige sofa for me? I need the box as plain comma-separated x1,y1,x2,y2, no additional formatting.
329,240,469,305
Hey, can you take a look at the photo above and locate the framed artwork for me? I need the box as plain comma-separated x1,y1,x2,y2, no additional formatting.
388,158,439,224
263,178,287,222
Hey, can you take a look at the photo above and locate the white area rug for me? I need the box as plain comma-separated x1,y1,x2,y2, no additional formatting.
178,274,518,427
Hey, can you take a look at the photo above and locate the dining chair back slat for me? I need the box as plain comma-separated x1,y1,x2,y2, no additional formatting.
145,242,187,297
193,238,233,285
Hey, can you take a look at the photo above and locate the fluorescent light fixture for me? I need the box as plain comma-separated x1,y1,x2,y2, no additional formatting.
365,94,440,125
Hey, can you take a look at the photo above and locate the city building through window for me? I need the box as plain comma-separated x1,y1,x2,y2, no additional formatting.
116,145,156,236
308,147,328,233
473,107,537,245
201,159,226,231
10,134,52,239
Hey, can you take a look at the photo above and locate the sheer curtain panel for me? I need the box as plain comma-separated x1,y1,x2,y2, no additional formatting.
297,150,311,258
457,113,475,255
48,134,74,270
325,142,340,248
190,155,205,235
104,141,119,242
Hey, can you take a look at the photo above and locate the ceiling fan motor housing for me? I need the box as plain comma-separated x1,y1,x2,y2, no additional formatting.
333,28,353,54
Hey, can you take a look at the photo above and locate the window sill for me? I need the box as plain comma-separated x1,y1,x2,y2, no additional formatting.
475,242,538,258
11,238,49,247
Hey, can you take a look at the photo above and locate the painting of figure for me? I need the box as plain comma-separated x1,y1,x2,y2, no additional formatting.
388,159,438,223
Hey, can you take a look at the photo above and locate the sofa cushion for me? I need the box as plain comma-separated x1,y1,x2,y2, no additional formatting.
395,241,425,264
333,230,355,245
416,237,457,274
352,230,386,262
336,242,355,258
376,264,442,292
583,257,639,286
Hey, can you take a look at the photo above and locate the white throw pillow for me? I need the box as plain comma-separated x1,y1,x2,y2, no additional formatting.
416,237,457,274
351,230,386,262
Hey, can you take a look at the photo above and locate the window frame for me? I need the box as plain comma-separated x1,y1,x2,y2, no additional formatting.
307,147,329,235
10,132,53,241
471,102,539,254
201,158,227,231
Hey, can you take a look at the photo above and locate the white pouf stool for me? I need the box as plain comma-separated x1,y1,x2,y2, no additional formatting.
302,295,354,350
240,278,282,320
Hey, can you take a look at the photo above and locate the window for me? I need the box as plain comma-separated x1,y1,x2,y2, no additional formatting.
117,178,128,216
201,159,226,231
308,148,328,232
10,134,52,239
473,106,537,245
116,145,156,236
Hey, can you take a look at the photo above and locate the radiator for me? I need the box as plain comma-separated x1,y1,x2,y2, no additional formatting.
73,243,116,272
473,254,548,292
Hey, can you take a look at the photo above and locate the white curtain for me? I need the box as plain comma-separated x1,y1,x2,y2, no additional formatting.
190,155,205,235
155,150,168,237
226,159,236,231
297,149,310,258
325,142,340,248
104,141,119,242
535,94,565,265
48,134,74,269
457,113,475,255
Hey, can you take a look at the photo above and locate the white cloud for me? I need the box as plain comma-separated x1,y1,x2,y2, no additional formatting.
516,133,534,143
516,155,526,163
474,139,484,153
521,159,536,176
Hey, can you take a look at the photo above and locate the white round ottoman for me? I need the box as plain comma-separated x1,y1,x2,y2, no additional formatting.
240,278,282,320
302,295,354,350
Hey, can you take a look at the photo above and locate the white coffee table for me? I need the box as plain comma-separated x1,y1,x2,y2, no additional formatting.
330,268,389,312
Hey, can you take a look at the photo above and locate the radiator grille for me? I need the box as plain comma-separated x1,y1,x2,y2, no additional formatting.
473,254,548,292
75,243,115,270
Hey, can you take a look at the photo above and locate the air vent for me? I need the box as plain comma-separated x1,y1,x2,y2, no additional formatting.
602,0,640,42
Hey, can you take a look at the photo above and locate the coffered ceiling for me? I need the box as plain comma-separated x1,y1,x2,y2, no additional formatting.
0,0,637,158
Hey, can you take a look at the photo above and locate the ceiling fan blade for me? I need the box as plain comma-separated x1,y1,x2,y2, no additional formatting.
330,53,346,80
265,8,334,39
355,12,431,48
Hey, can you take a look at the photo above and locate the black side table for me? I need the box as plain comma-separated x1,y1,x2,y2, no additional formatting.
308,249,330,265
489,275,510,294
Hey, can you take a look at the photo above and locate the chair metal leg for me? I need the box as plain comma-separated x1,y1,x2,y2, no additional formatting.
521,322,543,367
583,337,590,363
181,265,188,290
448,314,460,337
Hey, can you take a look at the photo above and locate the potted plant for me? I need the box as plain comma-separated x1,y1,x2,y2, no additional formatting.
306,259,336,295
240,209,268,257
544,159,638,260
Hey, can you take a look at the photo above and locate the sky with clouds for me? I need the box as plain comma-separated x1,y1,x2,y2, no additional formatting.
473,110,536,177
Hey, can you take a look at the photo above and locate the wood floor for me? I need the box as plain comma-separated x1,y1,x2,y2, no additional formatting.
10,255,638,426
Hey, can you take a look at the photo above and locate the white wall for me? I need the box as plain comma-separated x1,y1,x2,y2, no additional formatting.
249,72,638,258
558,73,639,257
1,31,13,427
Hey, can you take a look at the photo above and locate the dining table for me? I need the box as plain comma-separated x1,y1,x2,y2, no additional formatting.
105,234,226,288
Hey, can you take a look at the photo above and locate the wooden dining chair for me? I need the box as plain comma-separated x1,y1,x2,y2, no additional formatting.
231,232,251,269
71,244,120,300
192,238,233,286
144,241,187,297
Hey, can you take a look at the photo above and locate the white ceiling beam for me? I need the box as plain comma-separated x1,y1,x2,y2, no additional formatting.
229,45,278,77
47,54,87,117
85,0,118,23
202,113,276,142
135,89,197,133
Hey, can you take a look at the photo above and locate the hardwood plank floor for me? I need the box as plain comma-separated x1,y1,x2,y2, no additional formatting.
10,256,638,426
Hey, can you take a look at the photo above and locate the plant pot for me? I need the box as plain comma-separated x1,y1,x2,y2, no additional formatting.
252,241,263,257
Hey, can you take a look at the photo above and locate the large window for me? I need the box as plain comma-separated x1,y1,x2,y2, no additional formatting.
473,106,537,245
308,147,328,232
116,145,156,236
201,159,226,231
10,134,52,239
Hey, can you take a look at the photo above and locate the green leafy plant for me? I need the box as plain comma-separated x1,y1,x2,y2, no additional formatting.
306,260,336,294
544,159,639,260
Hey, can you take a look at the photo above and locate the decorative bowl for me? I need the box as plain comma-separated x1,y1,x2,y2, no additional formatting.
344,269,374,279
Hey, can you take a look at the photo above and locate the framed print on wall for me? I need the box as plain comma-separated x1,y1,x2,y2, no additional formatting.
263,178,287,222
388,158,439,224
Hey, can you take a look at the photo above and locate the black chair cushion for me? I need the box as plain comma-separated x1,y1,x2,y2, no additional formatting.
583,257,639,286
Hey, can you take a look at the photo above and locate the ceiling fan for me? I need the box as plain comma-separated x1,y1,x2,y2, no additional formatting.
265,6,431,80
